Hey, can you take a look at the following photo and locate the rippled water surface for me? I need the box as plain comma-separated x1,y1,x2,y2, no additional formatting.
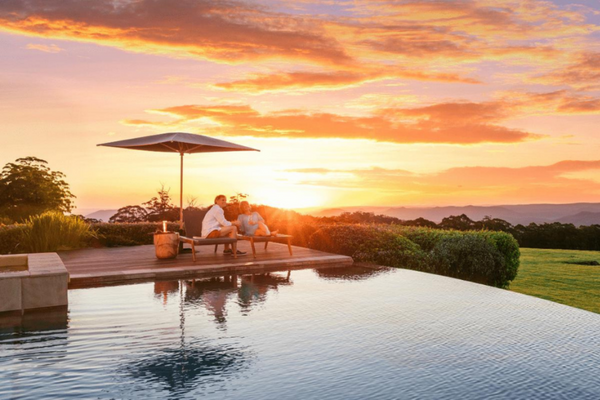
1,266,599,399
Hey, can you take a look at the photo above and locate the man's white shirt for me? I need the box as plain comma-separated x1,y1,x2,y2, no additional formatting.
201,204,232,237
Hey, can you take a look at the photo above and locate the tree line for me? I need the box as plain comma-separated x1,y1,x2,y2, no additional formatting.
2,157,599,251
324,211,600,251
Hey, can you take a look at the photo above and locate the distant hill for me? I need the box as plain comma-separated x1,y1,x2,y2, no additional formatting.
85,209,117,222
382,205,528,224
311,206,390,217
83,202,600,226
554,211,600,226
306,203,600,226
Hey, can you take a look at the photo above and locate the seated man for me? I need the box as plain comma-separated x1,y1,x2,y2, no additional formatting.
202,194,246,255
237,201,278,236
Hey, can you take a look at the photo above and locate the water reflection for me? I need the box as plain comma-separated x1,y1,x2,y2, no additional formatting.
121,338,252,396
314,265,389,281
164,271,295,327
237,271,292,314
184,276,239,328
154,280,180,305
0,306,68,336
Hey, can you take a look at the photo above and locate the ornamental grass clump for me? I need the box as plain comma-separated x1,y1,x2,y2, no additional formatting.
23,211,94,253
0,224,29,254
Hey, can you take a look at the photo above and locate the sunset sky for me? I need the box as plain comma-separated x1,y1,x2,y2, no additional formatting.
1,0,600,212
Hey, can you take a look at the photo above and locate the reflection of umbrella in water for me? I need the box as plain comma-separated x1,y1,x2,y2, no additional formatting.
98,132,259,224
122,280,252,394
122,338,251,393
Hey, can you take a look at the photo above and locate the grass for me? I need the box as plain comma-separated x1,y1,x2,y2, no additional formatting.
510,248,600,314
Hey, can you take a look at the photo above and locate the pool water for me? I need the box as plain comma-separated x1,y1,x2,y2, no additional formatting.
1,266,599,399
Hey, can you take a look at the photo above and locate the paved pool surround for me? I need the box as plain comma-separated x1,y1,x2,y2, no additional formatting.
0,253,68,313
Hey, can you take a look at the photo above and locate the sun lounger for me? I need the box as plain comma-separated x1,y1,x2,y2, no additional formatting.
180,208,238,261
237,233,293,258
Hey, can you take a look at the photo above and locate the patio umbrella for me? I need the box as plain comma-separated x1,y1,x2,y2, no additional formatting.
98,132,259,224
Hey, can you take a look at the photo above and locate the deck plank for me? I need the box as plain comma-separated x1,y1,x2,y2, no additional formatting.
60,241,352,288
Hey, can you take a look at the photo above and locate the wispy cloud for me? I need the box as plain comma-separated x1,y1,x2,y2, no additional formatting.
284,160,600,203
533,52,600,90
25,43,63,53
212,68,480,93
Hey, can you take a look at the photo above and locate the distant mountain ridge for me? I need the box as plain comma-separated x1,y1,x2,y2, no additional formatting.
85,203,600,226
85,209,118,222
311,203,600,226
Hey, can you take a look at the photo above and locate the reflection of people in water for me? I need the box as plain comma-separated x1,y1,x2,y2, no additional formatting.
154,281,180,305
179,272,293,326
184,276,238,327
237,272,291,313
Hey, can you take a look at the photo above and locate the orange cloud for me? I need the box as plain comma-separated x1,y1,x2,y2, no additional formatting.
352,0,594,39
25,43,63,53
285,160,600,203
212,68,480,93
2,0,596,93
124,102,537,144
498,90,600,115
0,0,352,66
533,52,600,90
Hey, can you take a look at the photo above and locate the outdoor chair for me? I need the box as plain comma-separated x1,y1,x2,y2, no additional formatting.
180,208,238,261
237,232,293,259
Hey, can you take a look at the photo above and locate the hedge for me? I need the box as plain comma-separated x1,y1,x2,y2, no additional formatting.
90,222,183,247
308,224,520,288
308,225,426,269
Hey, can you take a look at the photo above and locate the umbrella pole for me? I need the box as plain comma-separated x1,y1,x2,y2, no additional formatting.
179,152,184,227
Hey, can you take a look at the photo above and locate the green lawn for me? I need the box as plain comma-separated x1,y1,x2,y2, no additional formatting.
510,248,600,314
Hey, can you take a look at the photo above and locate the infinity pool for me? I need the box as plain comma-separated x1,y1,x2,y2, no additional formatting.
1,266,599,399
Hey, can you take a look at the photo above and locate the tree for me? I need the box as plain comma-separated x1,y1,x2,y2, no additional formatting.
225,192,248,221
439,214,476,231
109,205,148,223
477,216,513,232
143,184,178,222
402,217,438,228
0,156,75,222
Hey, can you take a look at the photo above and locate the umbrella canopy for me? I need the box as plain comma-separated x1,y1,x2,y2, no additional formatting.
98,132,259,224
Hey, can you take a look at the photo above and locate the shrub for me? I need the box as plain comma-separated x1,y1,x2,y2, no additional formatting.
91,222,182,247
390,226,458,252
308,224,426,269
0,224,29,254
479,231,520,287
308,224,520,288
429,234,506,287
23,212,94,253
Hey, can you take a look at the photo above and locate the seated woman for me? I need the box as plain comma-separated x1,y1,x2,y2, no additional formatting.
237,201,278,237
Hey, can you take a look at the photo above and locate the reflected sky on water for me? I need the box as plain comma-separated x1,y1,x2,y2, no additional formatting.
1,266,599,400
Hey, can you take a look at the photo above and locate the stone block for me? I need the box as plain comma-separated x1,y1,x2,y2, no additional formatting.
22,275,68,309
0,277,22,313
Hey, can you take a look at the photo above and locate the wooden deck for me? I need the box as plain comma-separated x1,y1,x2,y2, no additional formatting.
59,241,353,288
